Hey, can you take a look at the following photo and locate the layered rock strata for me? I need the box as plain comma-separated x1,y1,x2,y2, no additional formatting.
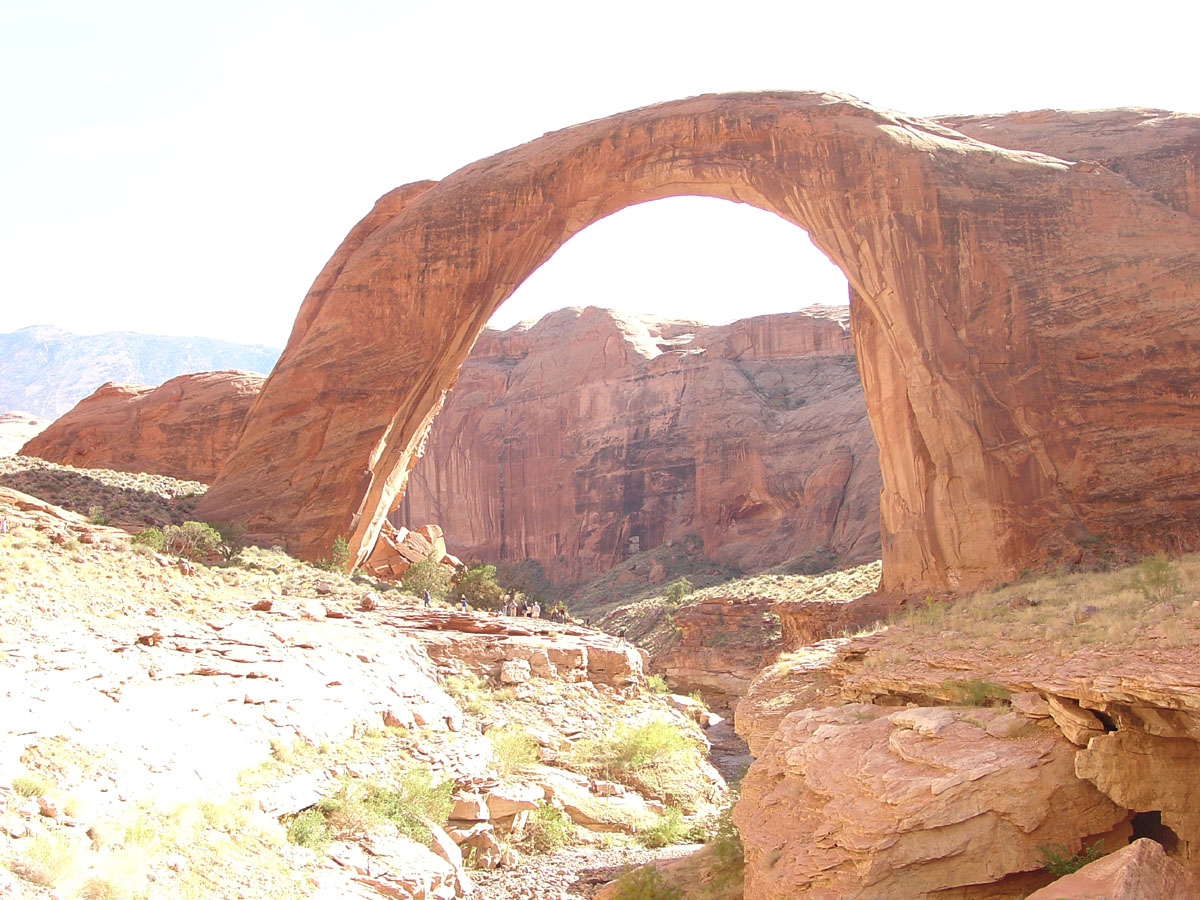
395,306,880,581
22,371,264,483
194,93,1200,596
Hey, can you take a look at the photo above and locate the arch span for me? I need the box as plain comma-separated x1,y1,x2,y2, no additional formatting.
195,92,1200,594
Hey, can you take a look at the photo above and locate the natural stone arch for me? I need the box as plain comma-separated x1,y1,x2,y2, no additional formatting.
196,92,1200,594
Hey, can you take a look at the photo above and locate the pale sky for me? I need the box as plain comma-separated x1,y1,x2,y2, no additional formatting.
2,0,1196,346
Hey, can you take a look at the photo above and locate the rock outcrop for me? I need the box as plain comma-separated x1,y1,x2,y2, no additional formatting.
1025,838,1200,900
22,371,264,483
735,703,1128,899
194,92,1200,597
394,306,879,582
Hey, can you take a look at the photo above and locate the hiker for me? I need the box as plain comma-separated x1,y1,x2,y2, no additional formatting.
460,594,467,612
423,589,431,608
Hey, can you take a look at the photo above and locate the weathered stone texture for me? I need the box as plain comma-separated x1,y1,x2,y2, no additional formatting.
22,371,264,483
395,305,879,582
193,92,1200,595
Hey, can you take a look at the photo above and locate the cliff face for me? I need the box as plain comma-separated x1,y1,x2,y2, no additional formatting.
21,371,264,484
394,306,881,582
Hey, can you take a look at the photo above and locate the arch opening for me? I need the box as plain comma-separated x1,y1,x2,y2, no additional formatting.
390,195,878,586
194,92,1200,597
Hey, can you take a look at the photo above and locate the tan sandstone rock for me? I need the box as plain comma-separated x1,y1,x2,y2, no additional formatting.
1025,838,1200,900
734,704,1129,900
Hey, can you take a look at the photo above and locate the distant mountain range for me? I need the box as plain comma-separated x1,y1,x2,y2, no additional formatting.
0,325,281,420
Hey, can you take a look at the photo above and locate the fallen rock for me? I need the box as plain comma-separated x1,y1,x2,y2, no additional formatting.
1025,838,1200,899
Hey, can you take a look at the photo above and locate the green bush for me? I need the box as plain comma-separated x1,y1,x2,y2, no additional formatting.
401,552,452,599
286,807,331,852
706,800,745,895
1037,839,1106,876
452,564,506,610
567,719,703,808
487,725,539,777
87,506,108,526
314,763,453,847
646,674,670,694
131,528,165,552
211,521,248,563
664,578,693,605
524,802,571,853
1132,552,1181,602
162,521,221,560
314,535,351,572
638,806,686,848
610,865,681,900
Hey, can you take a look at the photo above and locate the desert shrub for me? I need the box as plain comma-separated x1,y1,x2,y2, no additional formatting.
11,833,79,887
161,521,221,560
941,678,1011,707
130,528,165,552
11,772,52,797
313,535,351,572
452,564,506,610
314,764,453,847
286,808,331,852
646,674,670,694
705,799,745,896
785,547,839,576
401,552,452,599
487,725,539,777
638,806,686,848
211,521,247,563
610,865,681,900
664,577,693,605
87,505,108,525
443,673,483,698
567,719,703,808
524,802,571,853
1037,839,1106,876
1132,552,1181,602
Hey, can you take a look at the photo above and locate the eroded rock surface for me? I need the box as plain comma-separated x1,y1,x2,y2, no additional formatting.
395,306,879,582
1025,838,1200,900
195,92,1200,597
22,371,264,483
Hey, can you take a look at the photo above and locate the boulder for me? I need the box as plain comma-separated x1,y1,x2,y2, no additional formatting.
1025,839,1200,899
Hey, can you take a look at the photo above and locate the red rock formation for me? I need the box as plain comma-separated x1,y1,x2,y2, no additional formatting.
194,92,1200,596
22,372,263,484
395,306,879,582
1025,839,1200,900
364,521,461,580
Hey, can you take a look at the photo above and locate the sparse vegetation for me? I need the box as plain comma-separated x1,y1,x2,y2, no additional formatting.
664,577,693,605
212,521,248,563
609,864,682,900
567,718,705,809
646,673,670,694
286,807,331,852
1036,839,1106,876
638,805,686,847
87,505,109,525
313,535,351,572
941,678,1011,707
161,521,221,560
400,551,452,599
11,772,53,797
1132,552,1181,602
487,724,539,777
130,527,165,552
524,802,571,853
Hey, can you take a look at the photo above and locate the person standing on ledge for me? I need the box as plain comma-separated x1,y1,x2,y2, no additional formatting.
423,589,431,608
460,594,468,613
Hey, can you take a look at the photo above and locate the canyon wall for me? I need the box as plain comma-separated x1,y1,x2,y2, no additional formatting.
394,306,880,582
193,92,1200,595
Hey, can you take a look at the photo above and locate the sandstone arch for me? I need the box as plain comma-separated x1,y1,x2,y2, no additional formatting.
195,92,1200,594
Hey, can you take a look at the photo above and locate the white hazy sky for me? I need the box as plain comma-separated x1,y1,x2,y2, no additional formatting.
3,0,1197,346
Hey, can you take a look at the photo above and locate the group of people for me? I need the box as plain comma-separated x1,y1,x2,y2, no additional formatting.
421,587,572,623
